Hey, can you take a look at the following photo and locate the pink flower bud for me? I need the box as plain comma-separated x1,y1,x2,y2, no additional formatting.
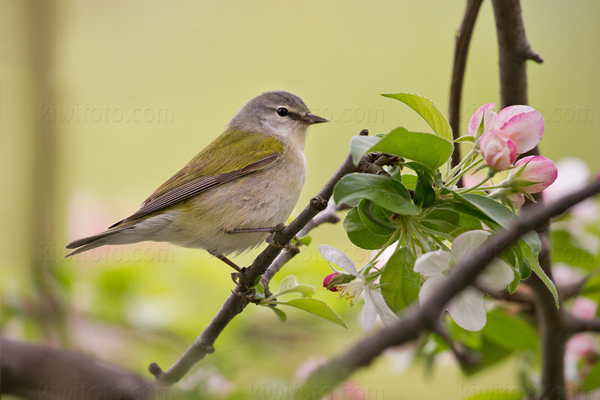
467,103,497,137
511,156,558,193
479,130,517,171
495,106,545,153
323,273,340,292
508,192,525,209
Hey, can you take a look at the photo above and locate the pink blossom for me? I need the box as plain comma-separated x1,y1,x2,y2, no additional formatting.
468,103,497,137
510,156,558,193
479,130,517,171
566,333,596,359
495,106,545,153
508,192,525,209
573,297,597,320
323,273,340,292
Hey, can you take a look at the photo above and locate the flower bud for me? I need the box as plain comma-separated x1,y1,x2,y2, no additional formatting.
508,192,525,209
495,106,545,153
323,273,340,292
510,156,558,193
468,103,497,137
479,130,517,171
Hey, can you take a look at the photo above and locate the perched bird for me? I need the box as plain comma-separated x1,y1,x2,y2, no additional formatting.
66,91,328,270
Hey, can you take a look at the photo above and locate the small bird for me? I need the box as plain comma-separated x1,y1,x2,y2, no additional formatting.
66,91,328,270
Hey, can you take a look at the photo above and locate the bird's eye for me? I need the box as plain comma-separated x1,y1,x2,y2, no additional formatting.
277,107,289,117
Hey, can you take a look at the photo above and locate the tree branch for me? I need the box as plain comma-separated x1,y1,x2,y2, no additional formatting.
449,0,484,177
565,313,600,336
491,1,562,398
301,178,600,395
148,130,367,386
1,337,157,400
491,0,543,110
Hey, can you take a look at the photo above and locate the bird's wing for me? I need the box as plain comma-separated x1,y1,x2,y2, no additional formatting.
110,130,285,228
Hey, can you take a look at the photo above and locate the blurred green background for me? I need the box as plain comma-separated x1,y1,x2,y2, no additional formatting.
2,0,600,398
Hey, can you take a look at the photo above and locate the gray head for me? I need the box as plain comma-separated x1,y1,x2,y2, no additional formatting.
227,91,328,141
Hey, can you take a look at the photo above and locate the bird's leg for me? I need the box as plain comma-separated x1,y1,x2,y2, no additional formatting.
226,223,286,234
210,251,242,272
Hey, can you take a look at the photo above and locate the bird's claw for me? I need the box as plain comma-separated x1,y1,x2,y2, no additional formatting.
267,233,293,250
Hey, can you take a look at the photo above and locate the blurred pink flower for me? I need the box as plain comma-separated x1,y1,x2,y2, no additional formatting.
479,130,517,171
573,297,597,320
510,156,558,194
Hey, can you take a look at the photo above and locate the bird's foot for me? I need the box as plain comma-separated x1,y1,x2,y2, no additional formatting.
266,233,293,250
226,223,286,234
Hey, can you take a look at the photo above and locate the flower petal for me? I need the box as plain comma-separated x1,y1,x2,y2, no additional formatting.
366,287,399,327
467,103,496,137
494,105,536,129
418,275,447,304
476,259,514,292
318,244,358,276
500,110,545,153
414,250,451,277
451,230,491,264
447,287,487,331
362,288,378,333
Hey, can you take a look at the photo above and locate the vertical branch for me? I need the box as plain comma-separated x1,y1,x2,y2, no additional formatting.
26,0,67,344
448,0,484,182
491,2,561,399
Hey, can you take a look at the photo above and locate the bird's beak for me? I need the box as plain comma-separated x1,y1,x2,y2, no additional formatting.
302,113,329,125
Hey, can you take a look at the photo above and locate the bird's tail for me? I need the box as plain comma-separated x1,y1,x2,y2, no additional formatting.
65,227,132,258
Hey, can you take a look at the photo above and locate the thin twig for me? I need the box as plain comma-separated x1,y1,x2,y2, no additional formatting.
431,323,480,368
301,178,600,395
448,0,484,180
260,199,340,294
148,130,367,386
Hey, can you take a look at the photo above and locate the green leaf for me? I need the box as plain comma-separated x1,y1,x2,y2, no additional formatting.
455,135,475,143
401,174,418,190
275,276,315,298
414,172,436,208
520,241,560,308
382,93,453,142
481,310,538,352
254,283,265,300
334,174,421,215
269,306,287,322
357,199,397,236
370,128,453,170
298,235,312,246
380,248,420,313
276,298,347,328
344,208,393,250
462,390,524,400
350,135,381,165
462,194,541,254
583,360,600,391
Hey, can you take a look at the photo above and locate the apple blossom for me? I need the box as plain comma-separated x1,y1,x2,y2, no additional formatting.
495,105,545,153
509,156,558,194
323,273,340,292
414,230,514,331
508,192,525,209
467,103,497,137
319,245,398,332
479,130,517,171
